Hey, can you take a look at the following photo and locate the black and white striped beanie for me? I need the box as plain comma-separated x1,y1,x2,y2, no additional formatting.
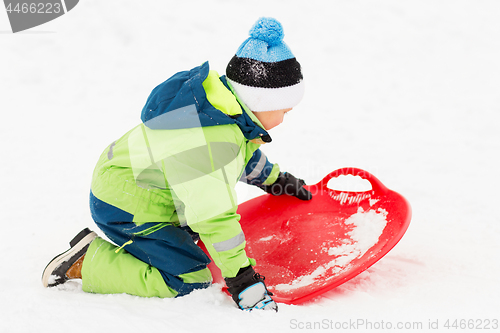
226,17,304,112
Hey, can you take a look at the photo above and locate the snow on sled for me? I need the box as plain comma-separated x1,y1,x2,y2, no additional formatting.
199,167,412,305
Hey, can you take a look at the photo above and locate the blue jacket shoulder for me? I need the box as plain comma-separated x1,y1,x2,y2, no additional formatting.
140,62,233,129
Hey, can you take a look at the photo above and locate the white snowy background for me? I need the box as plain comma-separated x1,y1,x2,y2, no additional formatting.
1,0,499,332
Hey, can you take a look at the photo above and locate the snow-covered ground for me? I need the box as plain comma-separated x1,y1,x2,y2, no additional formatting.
1,1,499,332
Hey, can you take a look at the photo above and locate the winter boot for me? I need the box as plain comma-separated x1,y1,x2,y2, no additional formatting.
42,228,97,287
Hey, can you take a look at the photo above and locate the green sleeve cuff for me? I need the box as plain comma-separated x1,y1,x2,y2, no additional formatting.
262,163,280,186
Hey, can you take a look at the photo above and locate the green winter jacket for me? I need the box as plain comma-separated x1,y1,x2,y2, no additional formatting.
90,62,279,278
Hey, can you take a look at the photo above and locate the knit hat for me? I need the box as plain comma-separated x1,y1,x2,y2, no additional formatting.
226,17,304,112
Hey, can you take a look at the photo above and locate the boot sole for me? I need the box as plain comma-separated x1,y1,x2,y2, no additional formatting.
42,228,97,288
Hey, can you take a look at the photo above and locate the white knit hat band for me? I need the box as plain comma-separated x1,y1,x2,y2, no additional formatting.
228,79,305,112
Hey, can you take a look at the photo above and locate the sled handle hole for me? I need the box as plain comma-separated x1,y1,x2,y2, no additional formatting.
319,168,388,194
326,174,372,192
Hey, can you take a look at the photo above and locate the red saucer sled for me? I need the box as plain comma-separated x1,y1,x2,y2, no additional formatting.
198,168,412,305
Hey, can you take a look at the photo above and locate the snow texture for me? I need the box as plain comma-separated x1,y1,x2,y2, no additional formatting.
275,207,388,292
1,1,500,332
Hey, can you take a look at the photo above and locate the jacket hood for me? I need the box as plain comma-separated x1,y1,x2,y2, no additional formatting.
140,62,271,143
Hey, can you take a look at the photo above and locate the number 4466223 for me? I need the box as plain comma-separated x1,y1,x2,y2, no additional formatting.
5,2,62,14
444,319,498,330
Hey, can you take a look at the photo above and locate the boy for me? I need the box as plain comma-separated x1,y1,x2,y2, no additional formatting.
42,17,311,312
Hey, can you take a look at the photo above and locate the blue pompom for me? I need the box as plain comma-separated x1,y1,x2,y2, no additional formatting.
249,17,284,46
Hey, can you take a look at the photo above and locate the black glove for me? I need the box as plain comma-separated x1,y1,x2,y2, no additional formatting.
261,172,312,200
225,266,277,311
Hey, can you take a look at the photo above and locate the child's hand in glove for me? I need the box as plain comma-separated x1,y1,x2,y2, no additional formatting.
225,266,278,311
261,172,312,200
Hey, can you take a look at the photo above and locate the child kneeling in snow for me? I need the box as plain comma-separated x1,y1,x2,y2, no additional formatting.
42,17,311,312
